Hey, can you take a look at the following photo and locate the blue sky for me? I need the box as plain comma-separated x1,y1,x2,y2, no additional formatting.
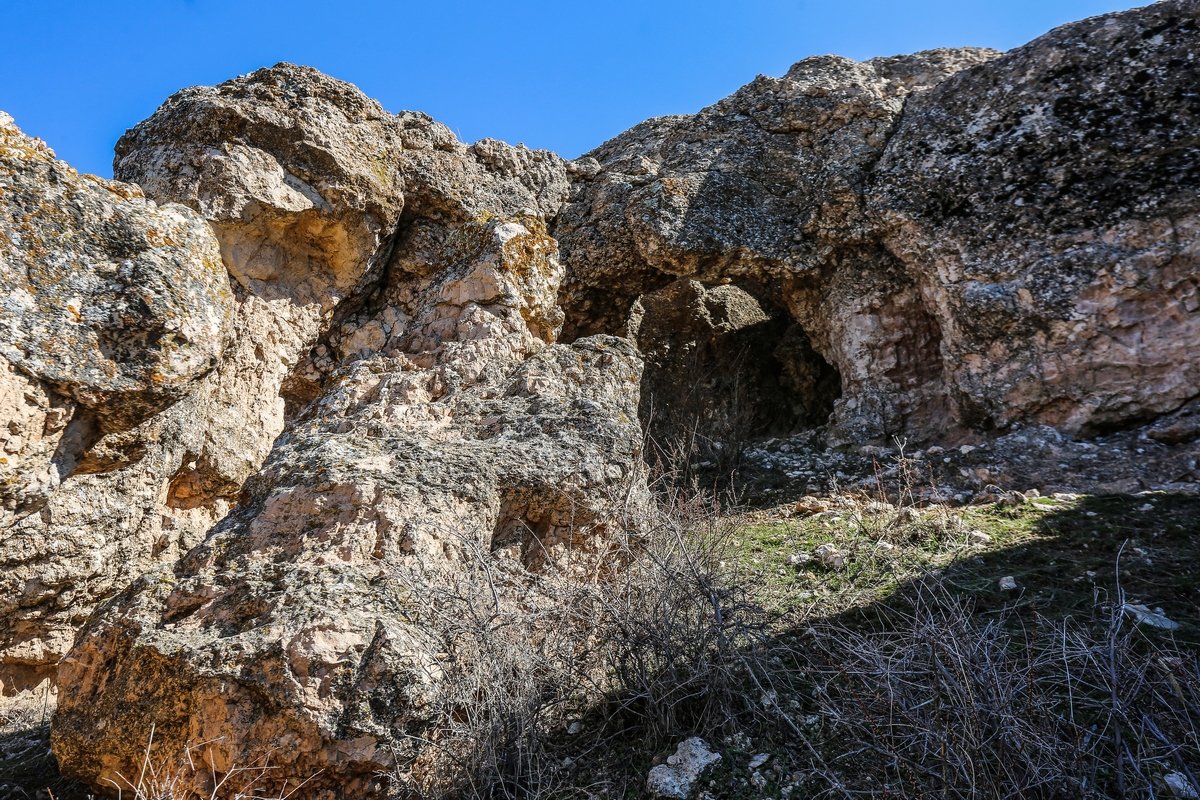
2,0,1141,178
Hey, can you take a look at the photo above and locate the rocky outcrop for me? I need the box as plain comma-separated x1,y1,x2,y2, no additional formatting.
558,0,1200,449
52,215,645,798
0,1,1192,797
0,113,235,692
47,68,642,798
872,0,1200,435
2,64,564,700
555,47,1000,443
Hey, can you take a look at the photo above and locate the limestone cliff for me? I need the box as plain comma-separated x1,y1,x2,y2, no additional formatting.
0,1,1195,797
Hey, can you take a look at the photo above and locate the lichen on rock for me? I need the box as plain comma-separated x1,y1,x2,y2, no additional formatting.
0,1,1195,796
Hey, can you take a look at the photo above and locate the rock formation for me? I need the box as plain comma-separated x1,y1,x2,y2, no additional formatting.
0,0,1194,796
0,111,234,692
555,46,1001,444
42,67,643,797
871,0,1200,435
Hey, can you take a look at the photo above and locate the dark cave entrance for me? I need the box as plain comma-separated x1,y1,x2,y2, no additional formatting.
630,279,841,475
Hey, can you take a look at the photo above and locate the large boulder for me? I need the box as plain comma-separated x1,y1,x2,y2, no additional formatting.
871,0,1200,435
0,111,232,461
114,63,405,311
2,62,577,707
0,65,406,697
50,63,630,799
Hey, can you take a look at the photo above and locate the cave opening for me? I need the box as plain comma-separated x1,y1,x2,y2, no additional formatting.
629,278,841,476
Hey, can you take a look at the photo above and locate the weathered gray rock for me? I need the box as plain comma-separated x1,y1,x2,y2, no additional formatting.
0,67,404,698
560,0,1200,447
555,48,999,442
0,113,236,693
47,63,628,800
3,63,577,712
872,0,1200,435
647,737,721,798
0,110,233,524
53,214,645,799
0,114,233,434
114,63,406,311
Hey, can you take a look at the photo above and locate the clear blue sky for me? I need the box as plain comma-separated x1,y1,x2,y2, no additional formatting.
2,0,1141,178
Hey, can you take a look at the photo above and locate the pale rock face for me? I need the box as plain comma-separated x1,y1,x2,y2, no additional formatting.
872,0,1200,434
113,63,406,311
0,114,235,693
52,215,645,799
0,115,233,434
555,47,1001,442
3,62,579,709
45,62,629,800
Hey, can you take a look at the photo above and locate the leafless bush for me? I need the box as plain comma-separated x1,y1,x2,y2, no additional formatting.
386,455,1200,800
805,575,1200,799
388,488,808,799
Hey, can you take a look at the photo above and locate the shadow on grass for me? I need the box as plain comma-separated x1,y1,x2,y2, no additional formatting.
765,492,1200,800
0,721,90,800
4,494,1197,800
925,492,1199,638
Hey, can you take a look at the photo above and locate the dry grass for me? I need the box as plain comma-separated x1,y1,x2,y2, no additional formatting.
805,572,1200,798
386,488,810,799
8,450,1197,799
382,450,1200,799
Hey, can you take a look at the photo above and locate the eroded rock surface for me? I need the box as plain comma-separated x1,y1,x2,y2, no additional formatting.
53,215,645,799
0,113,235,692
559,0,1200,449
872,0,1200,435
0,112,232,517
46,66,638,798
0,1,1191,796
555,47,1000,443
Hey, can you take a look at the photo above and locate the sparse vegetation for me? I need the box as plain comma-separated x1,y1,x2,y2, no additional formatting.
5,471,1197,799
372,447,1200,799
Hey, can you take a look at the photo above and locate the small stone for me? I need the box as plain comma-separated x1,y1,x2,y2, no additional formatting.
748,753,770,770
999,576,1018,591
1165,771,1200,799
967,529,992,545
813,543,846,570
647,738,722,799
1123,604,1181,631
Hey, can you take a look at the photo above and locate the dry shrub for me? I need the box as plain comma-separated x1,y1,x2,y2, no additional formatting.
391,486,1200,800
389,488,806,799
104,724,321,800
806,576,1200,799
